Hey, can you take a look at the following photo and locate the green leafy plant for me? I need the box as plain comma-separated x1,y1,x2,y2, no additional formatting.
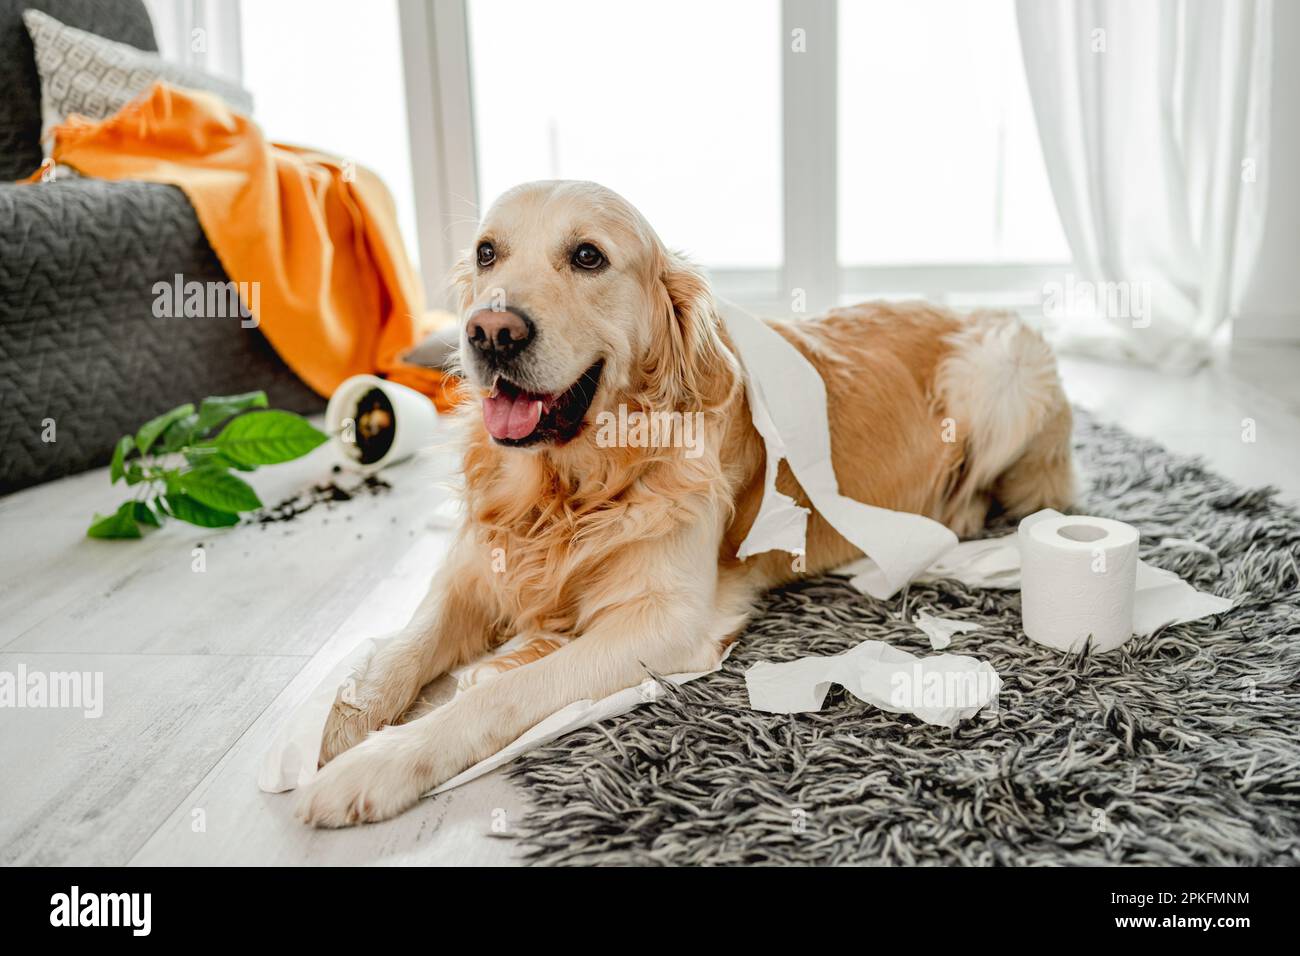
87,391,328,540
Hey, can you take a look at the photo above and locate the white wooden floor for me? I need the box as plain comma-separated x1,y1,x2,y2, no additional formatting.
1061,345,1300,505
1,426,527,866
2,345,1298,866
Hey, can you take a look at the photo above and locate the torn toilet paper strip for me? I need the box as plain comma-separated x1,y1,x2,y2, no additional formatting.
718,300,958,598
744,639,1001,728
1131,561,1234,637
912,610,984,650
918,536,1023,588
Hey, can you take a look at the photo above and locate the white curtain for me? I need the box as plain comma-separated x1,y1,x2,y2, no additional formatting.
142,0,244,85
1016,0,1273,370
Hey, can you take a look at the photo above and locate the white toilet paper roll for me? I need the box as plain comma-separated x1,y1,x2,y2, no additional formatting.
1018,512,1140,653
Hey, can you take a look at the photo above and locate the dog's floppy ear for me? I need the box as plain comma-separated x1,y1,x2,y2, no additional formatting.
643,251,739,412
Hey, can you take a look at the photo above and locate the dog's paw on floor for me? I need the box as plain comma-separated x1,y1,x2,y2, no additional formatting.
295,738,426,828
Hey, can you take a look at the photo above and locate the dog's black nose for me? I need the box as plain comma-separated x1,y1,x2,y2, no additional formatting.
467,308,534,360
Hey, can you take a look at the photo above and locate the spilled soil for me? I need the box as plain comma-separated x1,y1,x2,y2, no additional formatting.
246,465,392,527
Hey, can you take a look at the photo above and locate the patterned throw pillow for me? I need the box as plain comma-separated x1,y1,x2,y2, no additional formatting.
23,8,254,151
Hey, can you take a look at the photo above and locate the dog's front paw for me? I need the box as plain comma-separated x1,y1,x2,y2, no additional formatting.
295,736,427,828
319,694,382,766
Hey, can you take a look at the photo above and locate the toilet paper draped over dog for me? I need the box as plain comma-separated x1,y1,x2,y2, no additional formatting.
719,302,957,598
719,303,1231,630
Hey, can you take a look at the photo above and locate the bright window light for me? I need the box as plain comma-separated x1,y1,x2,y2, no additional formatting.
467,0,782,270
838,0,1068,265
239,0,419,265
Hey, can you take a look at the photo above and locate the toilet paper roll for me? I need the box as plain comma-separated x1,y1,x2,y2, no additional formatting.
1018,512,1139,653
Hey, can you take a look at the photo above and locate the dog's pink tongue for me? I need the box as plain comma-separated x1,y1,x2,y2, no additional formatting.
482,392,543,440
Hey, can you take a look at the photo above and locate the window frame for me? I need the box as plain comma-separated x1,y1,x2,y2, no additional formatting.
403,0,1068,313
398,0,480,309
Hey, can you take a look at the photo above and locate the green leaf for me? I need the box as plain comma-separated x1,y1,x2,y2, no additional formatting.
124,462,149,486
213,410,328,467
178,467,262,513
159,412,200,453
162,469,184,497
87,502,142,539
184,446,256,472
132,501,161,528
163,493,241,528
195,391,268,435
136,403,195,455
110,435,134,484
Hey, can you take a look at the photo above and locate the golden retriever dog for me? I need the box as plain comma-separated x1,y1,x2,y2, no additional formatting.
295,180,1074,826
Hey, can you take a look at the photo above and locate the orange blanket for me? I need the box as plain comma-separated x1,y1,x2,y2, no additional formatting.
35,82,458,409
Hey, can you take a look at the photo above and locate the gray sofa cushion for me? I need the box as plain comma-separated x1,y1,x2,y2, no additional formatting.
0,0,157,181
0,176,323,494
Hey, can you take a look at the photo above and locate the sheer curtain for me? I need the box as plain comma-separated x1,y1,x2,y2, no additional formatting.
141,0,243,84
1016,0,1273,370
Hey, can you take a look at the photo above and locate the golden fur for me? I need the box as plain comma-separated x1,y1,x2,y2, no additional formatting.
295,181,1074,826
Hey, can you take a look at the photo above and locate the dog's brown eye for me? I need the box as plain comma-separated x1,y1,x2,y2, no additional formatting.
572,243,605,270
476,242,495,268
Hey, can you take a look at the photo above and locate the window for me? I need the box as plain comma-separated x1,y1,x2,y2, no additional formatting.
449,0,1069,311
837,0,1068,267
239,0,420,263
219,0,1072,310
466,0,782,270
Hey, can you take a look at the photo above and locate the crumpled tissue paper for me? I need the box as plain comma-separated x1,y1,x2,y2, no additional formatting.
744,639,1001,729
912,610,984,650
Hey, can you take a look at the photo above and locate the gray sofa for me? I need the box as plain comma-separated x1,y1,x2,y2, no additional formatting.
0,0,322,495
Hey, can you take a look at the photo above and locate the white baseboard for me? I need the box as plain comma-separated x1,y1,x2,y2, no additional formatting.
1233,314,1300,342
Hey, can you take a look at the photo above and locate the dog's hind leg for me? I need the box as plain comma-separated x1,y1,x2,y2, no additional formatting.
935,312,1076,534
991,395,1076,518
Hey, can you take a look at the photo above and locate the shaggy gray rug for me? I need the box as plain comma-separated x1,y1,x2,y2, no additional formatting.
508,413,1300,865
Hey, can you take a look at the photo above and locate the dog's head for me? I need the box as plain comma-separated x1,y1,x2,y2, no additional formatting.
451,180,736,450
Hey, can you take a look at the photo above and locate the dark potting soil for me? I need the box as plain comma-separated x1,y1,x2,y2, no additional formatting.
355,387,396,465
246,469,392,527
